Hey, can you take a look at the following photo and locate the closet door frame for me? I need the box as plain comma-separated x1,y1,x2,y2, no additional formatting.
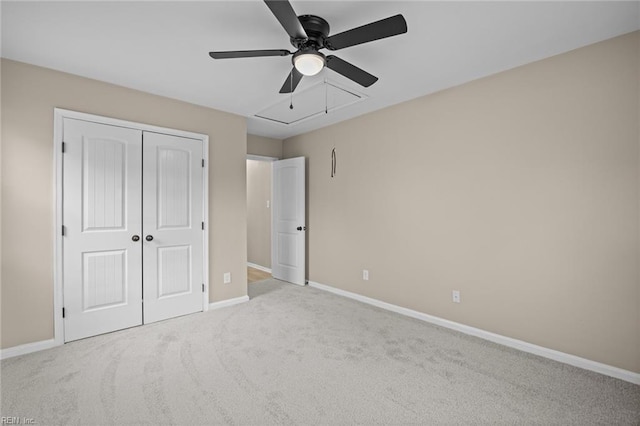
53,108,210,346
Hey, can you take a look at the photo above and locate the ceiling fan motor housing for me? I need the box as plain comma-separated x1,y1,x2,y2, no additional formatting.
292,15,330,50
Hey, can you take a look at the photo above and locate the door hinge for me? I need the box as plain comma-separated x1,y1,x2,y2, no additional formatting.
62,142,66,153
62,307,65,318
202,283,205,293
202,222,205,230
62,225,66,236
201,159,205,168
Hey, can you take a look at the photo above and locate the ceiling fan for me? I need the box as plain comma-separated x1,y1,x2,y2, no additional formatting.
209,0,408,94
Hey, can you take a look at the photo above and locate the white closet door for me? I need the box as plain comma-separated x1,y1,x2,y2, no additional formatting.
62,118,143,342
142,132,204,323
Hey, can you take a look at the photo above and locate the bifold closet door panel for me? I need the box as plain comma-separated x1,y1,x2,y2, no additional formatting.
62,118,143,342
141,131,204,323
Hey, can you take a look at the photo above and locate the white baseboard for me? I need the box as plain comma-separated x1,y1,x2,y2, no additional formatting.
0,339,59,360
308,280,640,385
247,262,271,274
209,295,250,310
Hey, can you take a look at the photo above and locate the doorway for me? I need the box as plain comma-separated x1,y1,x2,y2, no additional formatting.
246,155,306,286
246,155,276,283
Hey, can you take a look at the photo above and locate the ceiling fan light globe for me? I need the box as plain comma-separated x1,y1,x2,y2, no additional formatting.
294,53,325,76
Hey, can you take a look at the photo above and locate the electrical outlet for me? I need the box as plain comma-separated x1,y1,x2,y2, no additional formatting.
266,200,270,208
223,272,231,284
363,269,369,281
452,290,461,303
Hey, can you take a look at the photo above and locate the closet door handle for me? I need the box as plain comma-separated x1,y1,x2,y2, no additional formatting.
132,235,140,242
145,235,154,242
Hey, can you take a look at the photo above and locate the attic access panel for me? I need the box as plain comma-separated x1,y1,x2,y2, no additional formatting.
255,80,367,126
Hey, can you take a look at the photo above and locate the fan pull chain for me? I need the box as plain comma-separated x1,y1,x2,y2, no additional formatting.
289,70,294,109
325,74,328,114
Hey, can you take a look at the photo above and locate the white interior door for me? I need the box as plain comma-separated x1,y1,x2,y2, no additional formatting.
271,157,306,286
142,132,204,323
62,118,143,342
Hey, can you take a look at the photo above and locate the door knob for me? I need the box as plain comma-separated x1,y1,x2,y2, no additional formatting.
145,235,154,241
296,226,306,231
132,235,140,242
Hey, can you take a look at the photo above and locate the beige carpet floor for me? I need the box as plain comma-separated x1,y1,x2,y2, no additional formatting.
1,278,639,425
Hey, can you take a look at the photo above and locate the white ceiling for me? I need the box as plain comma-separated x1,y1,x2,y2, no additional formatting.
2,1,639,140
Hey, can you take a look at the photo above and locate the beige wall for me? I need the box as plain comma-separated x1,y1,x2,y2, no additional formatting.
0,59,3,327
283,32,640,373
1,59,248,349
247,134,282,158
247,160,272,269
